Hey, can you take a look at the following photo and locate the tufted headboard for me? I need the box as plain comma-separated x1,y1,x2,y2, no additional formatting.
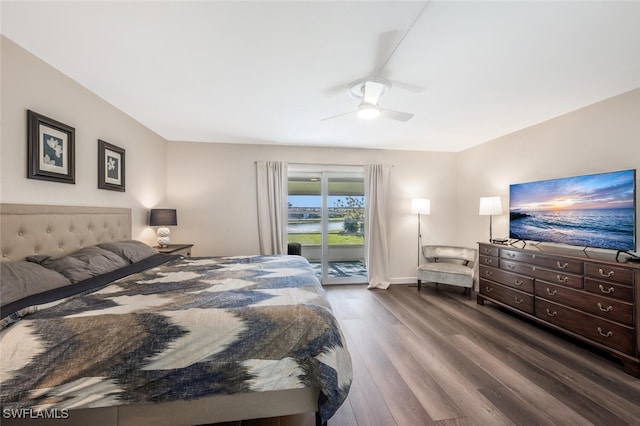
0,204,131,262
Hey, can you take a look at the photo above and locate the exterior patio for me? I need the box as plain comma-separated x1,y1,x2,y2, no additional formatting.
309,260,367,280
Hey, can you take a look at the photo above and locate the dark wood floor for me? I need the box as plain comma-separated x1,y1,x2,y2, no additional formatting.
219,284,640,426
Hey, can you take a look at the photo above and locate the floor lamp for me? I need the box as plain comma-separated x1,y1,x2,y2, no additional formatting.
479,196,503,242
411,198,431,267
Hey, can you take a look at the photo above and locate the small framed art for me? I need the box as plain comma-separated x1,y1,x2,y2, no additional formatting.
27,110,75,184
98,139,126,192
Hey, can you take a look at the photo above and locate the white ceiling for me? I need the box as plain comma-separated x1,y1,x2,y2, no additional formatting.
2,1,640,152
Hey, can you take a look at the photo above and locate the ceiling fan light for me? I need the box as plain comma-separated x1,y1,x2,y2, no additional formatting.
357,104,380,120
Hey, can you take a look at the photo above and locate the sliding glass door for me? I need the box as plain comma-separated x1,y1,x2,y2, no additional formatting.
288,166,366,285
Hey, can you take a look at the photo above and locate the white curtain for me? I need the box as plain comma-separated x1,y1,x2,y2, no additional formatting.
364,164,391,289
256,161,288,255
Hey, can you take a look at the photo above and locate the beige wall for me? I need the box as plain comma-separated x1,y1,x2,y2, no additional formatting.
457,88,640,251
167,89,640,284
1,36,168,243
3,35,638,283
166,142,458,282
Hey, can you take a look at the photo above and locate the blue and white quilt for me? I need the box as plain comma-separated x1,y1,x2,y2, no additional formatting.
0,255,352,423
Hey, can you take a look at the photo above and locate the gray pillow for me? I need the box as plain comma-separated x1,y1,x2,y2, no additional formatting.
27,246,129,283
98,240,158,263
1,261,71,306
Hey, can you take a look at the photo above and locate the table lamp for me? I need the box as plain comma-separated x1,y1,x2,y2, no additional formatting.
479,196,502,242
149,209,177,247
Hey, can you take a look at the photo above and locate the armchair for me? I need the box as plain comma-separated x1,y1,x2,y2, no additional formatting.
287,242,302,256
417,245,477,298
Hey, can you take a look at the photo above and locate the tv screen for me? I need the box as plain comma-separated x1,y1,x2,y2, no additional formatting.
509,169,636,251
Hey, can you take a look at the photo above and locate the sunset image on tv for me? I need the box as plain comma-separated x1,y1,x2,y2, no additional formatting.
509,169,636,250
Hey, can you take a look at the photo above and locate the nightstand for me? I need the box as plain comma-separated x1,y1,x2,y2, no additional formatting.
154,244,193,257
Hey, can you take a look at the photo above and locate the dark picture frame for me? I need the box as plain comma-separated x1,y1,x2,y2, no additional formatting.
98,139,126,192
27,110,75,184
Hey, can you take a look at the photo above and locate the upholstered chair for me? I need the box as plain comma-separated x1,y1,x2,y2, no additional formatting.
417,245,477,298
287,242,302,256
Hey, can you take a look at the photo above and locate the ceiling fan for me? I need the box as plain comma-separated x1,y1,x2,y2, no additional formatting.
321,77,414,122
321,2,430,123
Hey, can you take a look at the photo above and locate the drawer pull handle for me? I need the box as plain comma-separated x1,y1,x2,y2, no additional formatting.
507,264,515,270
597,327,613,338
546,288,557,296
484,248,491,253
514,279,523,286
485,270,493,277
598,285,615,294
507,252,516,258
556,275,569,283
484,258,493,264
598,268,614,278
484,286,493,293
514,297,523,304
546,309,557,317
597,303,613,312
556,261,569,269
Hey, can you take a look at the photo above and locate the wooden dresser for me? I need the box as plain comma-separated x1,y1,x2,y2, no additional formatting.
477,242,640,377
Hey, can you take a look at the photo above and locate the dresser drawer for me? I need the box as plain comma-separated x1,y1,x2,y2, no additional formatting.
500,259,535,276
479,244,499,257
530,255,583,274
500,249,535,263
535,282,633,325
479,265,533,293
584,278,634,302
535,298,634,355
533,268,583,289
480,279,534,315
585,263,634,285
479,255,499,268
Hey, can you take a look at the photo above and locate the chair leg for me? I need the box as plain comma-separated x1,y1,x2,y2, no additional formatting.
417,280,421,291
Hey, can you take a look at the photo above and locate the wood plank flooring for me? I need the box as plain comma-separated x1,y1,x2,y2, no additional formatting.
218,284,640,426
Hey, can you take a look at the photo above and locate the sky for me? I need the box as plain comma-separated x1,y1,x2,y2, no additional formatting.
288,195,364,208
509,169,635,211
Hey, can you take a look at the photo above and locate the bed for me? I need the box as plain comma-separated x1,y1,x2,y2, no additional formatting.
0,204,352,426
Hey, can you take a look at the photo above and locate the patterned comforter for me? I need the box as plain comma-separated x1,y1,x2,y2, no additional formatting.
0,255,352,423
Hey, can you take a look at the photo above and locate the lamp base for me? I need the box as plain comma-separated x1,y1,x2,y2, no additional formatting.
157,227,170,247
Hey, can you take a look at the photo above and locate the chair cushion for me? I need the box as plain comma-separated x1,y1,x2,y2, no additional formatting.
423,246,477,264
417,263,473,288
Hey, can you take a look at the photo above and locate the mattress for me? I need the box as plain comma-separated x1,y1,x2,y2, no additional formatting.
0,253,352,424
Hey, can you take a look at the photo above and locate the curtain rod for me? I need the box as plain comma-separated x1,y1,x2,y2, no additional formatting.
255,161,394,167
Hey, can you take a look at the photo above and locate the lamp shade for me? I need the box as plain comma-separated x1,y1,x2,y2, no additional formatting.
479,197,503,216
411,198,431,215
149,209,177,226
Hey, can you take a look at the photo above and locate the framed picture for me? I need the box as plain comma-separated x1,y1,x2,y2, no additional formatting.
98,139,126,192
27,110,75,184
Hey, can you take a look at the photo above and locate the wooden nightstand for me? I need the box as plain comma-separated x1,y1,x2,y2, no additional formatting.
154,244,193,257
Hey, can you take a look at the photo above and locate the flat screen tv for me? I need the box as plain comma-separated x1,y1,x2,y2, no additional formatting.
509,169,636,251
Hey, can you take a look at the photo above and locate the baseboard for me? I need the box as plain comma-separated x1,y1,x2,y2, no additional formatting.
390,277,417,285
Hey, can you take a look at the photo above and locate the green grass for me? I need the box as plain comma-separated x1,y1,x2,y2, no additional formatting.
288,231,364,245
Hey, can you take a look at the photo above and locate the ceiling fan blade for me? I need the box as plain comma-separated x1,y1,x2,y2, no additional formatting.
392,80,426,93
380,108,414,122
321,111,357,121
323,81,352,96
363,81,385,105
373,31,402,75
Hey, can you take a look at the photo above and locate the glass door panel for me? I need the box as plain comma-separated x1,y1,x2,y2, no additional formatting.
325,174,366,284
287,167,367,285
288,172,322,278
